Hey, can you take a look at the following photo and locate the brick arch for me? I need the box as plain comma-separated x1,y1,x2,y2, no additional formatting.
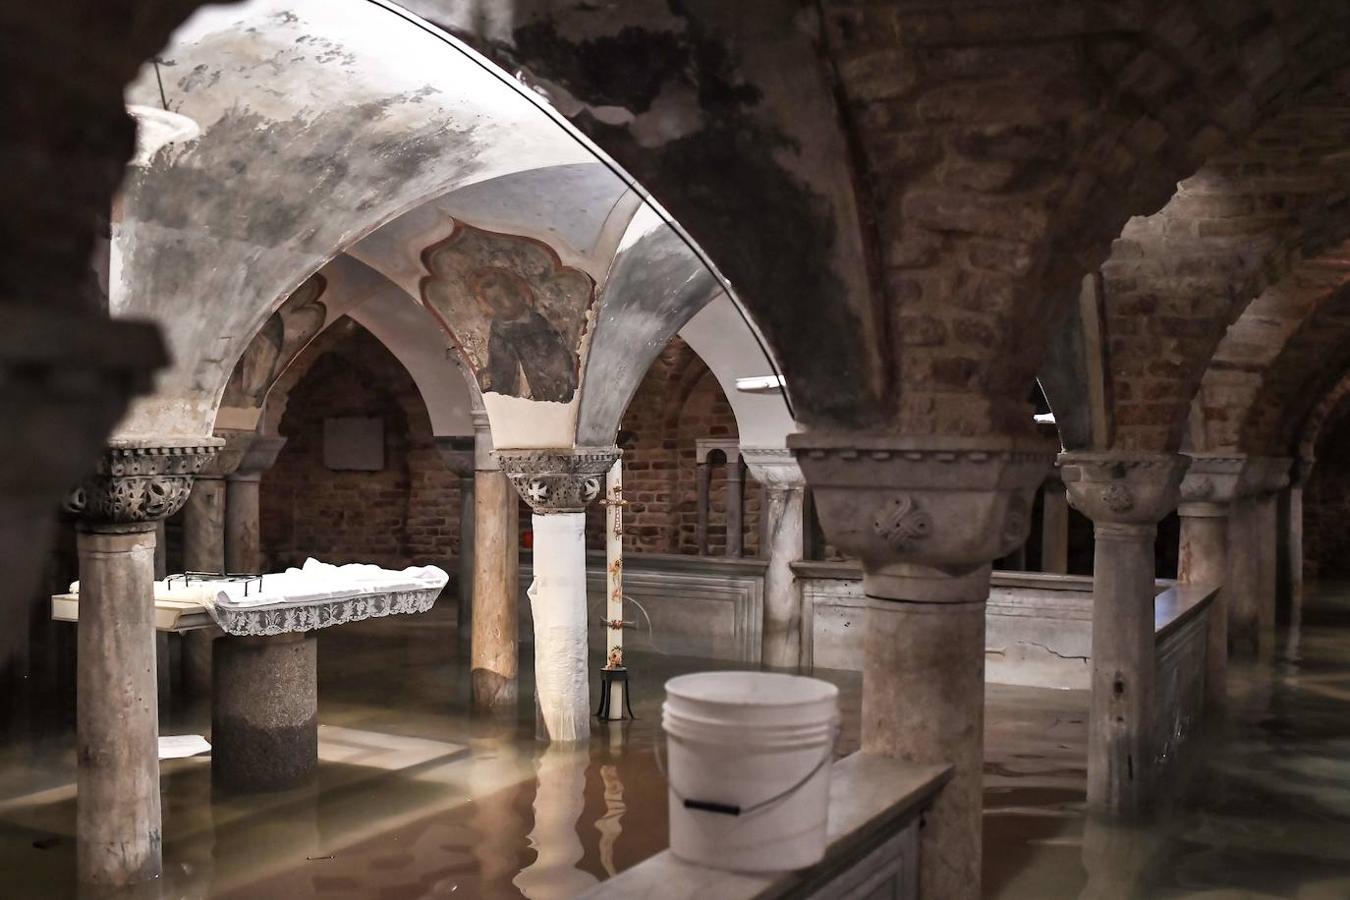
1226,278,1350,455
1191,247,1350,454
1099,75,1350,451
447,1,1350,434
1297,370,1350,461
260,320,460,570
780,1,1350,434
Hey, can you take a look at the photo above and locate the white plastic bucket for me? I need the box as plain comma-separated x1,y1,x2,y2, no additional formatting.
662,671,839,872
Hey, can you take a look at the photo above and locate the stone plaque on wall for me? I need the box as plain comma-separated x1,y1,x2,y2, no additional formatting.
324,417,384,471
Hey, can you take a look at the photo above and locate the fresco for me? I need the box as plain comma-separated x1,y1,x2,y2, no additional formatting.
420,221,594,403
222,273,328,408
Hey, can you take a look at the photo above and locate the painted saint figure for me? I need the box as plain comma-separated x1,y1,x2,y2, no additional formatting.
471,266,577,402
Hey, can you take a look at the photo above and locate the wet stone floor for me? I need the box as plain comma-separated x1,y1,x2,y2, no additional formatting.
0,587,1349,897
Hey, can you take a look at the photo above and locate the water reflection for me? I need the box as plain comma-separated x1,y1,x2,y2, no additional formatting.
513,745,598,899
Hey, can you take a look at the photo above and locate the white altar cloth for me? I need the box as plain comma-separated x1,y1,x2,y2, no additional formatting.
63,558,448,637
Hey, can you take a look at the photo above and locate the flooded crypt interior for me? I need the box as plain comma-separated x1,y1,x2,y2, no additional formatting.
8,0,1350,897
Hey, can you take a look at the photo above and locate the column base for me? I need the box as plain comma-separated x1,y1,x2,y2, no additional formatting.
212,633,318,792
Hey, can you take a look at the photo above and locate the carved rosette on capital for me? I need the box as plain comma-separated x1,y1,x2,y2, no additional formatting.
1178,454,1245,518
789,434,1055,591
496,447,621,514
65,438,223,530
1059,452,1189,533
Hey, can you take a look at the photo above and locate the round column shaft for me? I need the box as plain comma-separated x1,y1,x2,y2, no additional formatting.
212,632,318,792
530,513,590,741
792,434,1053,900
472,468,519,710
864,565,989,896
1061,451,1188,819
76,525,162,887
224,475,262,573
1178,505,1231,712
744,449,807,669
66,437,219,889
498,447,619,744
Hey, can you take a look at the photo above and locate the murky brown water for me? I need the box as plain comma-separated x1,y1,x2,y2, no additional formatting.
1,587,1349,897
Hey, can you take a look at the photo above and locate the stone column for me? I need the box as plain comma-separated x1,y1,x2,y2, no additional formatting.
1229,458,1291,660
471,410,520,711
65,438,218,888
792,433,1052,900
434,436,477,642
695,459,710,556
1176,455,1243,714
1282,457,1313,659
725,450,745,558
1279,458,1313,609
1060,452,1187,818
743,449,807,669
181,433,250,695
224,433,287,574
212,632,318,792
499,447,620,743
1040,478,1070,574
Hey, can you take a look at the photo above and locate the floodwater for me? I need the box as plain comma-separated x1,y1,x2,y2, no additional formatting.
0,587,1348,897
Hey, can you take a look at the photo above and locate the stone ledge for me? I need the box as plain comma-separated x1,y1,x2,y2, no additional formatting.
580,754,949,900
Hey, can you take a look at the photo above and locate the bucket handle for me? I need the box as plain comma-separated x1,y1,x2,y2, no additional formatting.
654,725,839,819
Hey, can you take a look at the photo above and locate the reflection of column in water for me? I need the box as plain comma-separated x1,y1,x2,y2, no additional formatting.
512,745,598,899
470,747,527,889
595,763,626,877
1079,814,1159,900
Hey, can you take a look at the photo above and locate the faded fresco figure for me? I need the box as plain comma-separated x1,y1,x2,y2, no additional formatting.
472,266,577,402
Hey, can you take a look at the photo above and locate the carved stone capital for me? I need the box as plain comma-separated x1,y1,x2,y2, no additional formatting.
1290,456,1316,489
199,429,256,479
1236,456,1292,499
66,437,223,529
496,447,621,514
789,433,1054,581
1058,452,1188,530
232,433,288,481
741,447,805,490
433,436,475,479
1177,453,1245,517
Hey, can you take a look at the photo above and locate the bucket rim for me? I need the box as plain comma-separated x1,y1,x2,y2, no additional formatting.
665,671,839,708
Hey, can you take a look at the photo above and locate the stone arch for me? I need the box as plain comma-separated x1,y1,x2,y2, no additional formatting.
1100,73,1350,451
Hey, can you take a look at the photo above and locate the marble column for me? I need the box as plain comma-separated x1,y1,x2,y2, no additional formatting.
65,438,218,888
792,433,1052,900
1279,458,1313,606
224,433,287,574
471,410,520,711
434,436,477,641
694,460,710,556
743,449,807,669
1176,455,1243,715
1281,457,1314,658
725,452,745,558
499,447,620,743
181,433,250,695
1061,452,1187,818
1229,458,1291,660
1040,479,1069,574
212,632,318,792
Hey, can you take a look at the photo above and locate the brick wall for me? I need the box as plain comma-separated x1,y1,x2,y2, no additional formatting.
585,336,760,557
261,323,758,569
260,322,464,571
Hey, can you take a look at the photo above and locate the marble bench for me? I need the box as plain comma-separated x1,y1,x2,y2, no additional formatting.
582,754,949,900
54,559,446,791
